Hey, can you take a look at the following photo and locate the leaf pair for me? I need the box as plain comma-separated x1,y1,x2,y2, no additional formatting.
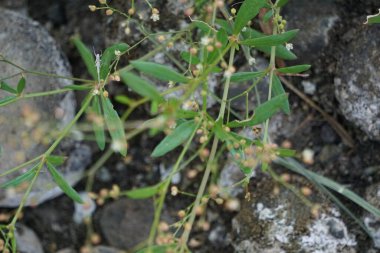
71,36,129,81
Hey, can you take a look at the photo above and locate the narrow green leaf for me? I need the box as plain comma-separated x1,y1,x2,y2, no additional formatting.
275,148,296,157
131,61,189,83
115,95,133,106
242,28,297,60
120,71,163,102
0,96,17,106
233,0,267,35
16,77,26,94
365,9,380,24
46,161,83,203
71,36,97,80
101,96,127,156
65,84,92,91
240,29,299,47
276,0,289,7
230,71,266,83
277,64,311,74
46,155,66,166
0,164,38,188
91,95,106,150
180,52,200,65
0,81,17,94
276,157,380,218
228,93,288,128
152,120,197,157
272,75,290,114
100,43,129,80
124,184,161,199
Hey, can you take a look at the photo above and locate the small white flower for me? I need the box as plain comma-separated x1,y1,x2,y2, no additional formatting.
196,63,203,70
248,57,256,65
124,27,131,35
150,8,160,22
242,27,247,32
285,43,293,51
114,50,121,56
151,13,160,22
200,36,210,46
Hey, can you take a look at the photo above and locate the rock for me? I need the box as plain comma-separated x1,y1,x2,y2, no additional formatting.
283,0,339,64
334,25,380,141
15,224,44,253
231,177,357,252
0,8,91,207
99,198,154,249
363,182,380,248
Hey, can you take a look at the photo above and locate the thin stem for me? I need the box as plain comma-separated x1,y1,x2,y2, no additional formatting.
180,45,236,252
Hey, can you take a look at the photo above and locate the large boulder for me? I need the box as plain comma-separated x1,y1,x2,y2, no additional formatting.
0,8,90,207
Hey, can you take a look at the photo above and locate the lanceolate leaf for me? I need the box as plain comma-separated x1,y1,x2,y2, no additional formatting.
0,164,38,188
65,84,92,91
276,0,289,7
192,20,215,34
272,75,290,114
17,77,26,94
233,0,267,35
0,81,17,94
100,43,129,80
228,93,288,128
124,184,161,199
240,29,299,47
131,61,189,83
71,37,97,80
101,96,127,156
46,161,83,204
230,71,266,83
0,96,17,106
91,95,106,150
152,120,197,157
237,25,297,60
120,71,163,102
277,64,311,74
46,155,66,166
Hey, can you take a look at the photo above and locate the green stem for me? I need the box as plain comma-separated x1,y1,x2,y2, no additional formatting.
180,45,236,252
147,118,203,251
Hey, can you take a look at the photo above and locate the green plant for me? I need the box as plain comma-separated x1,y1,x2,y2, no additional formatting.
1,0,380,252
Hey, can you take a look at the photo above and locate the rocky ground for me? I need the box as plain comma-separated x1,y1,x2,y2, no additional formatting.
0,0,380,252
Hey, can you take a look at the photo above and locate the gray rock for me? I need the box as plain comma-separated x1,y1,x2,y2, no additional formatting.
363,182,380,248
99,198,154,249
231,177,357,252
15,224,44,253
334,25,380,141
0,8,91,207
283,0,339,64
